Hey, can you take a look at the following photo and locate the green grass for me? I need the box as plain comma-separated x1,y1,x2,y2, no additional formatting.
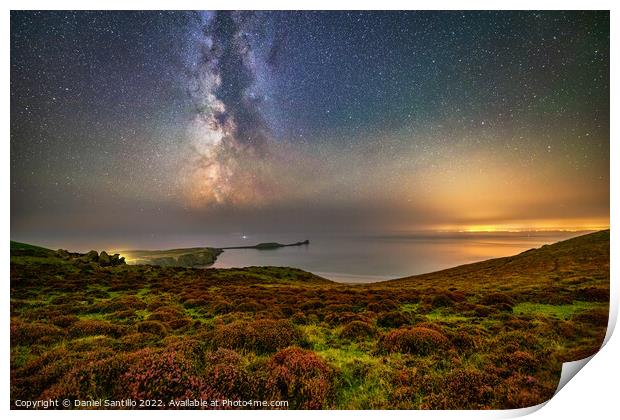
425,309,470,322
9,255,78,268
401,303,419,312
512,301,606,320
317,345,393,409
78,313,108,321
134,309,152,320
184,307,212,323
300,324,329,350
10,346,33,370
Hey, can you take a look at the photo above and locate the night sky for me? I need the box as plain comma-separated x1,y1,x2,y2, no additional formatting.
10,11,609,249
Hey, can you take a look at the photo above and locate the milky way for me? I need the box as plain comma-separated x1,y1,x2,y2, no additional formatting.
184,12,274,205
10,11,609,248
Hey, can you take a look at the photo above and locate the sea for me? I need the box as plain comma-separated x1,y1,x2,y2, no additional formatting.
201,230,589,283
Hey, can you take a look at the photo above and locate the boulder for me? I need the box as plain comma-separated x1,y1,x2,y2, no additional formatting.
111,253,126,266
99,251,111,266
84,250,99,262
56,249,70,259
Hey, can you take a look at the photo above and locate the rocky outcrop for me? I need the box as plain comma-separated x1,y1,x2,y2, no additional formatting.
55,249,125,266
83,250,99,262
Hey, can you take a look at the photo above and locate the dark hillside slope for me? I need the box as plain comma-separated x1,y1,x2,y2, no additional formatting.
384,230,609,300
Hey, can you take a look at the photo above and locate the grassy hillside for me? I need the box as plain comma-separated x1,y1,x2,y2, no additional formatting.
10,230,609,409
10,240,54,256
388,229,609,288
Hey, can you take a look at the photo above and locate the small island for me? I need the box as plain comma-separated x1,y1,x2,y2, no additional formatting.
222,239,310,250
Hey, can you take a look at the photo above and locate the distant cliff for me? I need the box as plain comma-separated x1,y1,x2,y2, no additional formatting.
119,247,223,267
119,240,309,268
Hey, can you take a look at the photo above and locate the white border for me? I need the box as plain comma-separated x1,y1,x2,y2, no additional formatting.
2,0,617,11
3,1,616,419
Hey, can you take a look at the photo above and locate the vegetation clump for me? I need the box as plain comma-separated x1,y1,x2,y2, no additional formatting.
69,320,126,338
377,327,450,355
210,319,305,354
262,347,335,409
339,320,376,340
119,348,208,400
376,311,411,328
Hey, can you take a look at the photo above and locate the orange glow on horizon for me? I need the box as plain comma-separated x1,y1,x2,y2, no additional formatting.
434,219,610,233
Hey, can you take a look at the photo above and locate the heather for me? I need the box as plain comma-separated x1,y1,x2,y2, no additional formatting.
10,230,609,409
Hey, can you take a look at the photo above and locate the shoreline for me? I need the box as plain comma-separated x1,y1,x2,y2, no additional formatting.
14,230,605,284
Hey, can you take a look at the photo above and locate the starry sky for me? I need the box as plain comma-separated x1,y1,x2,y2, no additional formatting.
10,11,609,249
